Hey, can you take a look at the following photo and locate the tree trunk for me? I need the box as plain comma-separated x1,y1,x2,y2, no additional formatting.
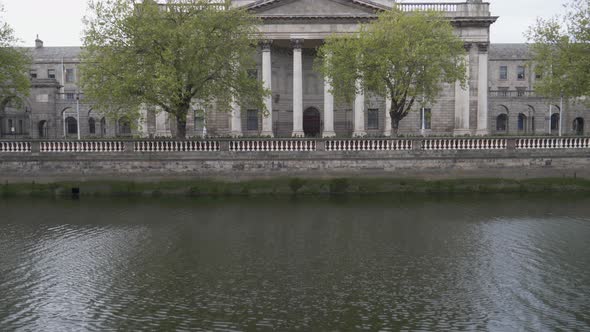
390,111,401,137
176,113,187,139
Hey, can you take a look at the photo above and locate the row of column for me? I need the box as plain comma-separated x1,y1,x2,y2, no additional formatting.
231,39,365,138
232,40,490,137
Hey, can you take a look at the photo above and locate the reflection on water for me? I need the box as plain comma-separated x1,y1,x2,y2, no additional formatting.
0,194,589,331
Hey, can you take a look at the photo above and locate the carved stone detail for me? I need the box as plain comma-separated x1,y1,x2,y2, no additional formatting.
291,39,304,50
260,40,273,51
477,42,489,53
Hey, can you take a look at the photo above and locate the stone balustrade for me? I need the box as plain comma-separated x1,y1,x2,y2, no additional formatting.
0,142,31,153
40,141,126,153
326,139,412,151
135,140,219,152
398,3,459,12
229,139,315,152
422,138,507,150
516,137,590,149
2,137,590,154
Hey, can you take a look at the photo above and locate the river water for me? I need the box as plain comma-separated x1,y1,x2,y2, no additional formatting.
0,194,589,331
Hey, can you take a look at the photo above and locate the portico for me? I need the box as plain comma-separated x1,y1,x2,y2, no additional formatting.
227,0,496,137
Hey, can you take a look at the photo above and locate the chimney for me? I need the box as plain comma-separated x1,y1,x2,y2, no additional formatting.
35,35,43,48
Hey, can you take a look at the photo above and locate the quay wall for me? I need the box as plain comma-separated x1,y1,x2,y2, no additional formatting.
1,147,589,182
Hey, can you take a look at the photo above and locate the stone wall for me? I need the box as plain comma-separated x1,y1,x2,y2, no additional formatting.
1,148,589,183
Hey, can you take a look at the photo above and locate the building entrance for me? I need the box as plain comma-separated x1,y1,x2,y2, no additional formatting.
303,107,321,137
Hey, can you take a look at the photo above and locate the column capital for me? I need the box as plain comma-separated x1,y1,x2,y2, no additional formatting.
260,39,273,51
463,42,472,52
291,39,304,50
477,42,489,53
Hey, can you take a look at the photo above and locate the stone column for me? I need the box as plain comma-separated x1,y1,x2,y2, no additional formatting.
353,79,366,137
454,43,471,136
476,42,489,135
230,99,242,137
261,40,274,137
292,39,304,137
384,95,392,136
323,76,336,137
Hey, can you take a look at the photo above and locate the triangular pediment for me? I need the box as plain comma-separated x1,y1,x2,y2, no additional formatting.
245,0,386,18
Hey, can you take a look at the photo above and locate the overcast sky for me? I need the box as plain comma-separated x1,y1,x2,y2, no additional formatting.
2,0,571,47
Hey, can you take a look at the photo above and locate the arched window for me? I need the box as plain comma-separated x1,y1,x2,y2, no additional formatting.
517,113,526,131
118,117,131,136
100,118,107,136
38,120,47,138
88,118,96,134
496,114,508,132
551,113,560,131
573,117,584,135
66,117,77,135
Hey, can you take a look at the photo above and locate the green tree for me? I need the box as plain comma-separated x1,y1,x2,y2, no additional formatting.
0,5,30,106
81,0,267,138
527,0,590,100
316,7,467,136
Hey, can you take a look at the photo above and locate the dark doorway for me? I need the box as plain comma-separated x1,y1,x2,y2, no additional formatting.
573,117,584,135
303,107,321,137
38,120,47,138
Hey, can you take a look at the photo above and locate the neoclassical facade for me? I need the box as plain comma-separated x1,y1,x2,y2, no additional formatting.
1,0,588,139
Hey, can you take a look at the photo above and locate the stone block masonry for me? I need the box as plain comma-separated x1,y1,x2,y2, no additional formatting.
1,140,590,183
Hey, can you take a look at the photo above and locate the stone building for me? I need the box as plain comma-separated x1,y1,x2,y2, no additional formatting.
1,0,587,139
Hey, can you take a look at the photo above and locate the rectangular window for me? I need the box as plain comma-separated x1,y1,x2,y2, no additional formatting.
30,70,37,79
367,109,379,129
18,120,23,134
499,66,508,80
65,68,75,83
516,87,526,97
8,119,13,133
246,109,258,131
47,69,56,79
194,115,204,132
517,66,525,80
420,108,432,130
65,92,76,100
535,72,542,80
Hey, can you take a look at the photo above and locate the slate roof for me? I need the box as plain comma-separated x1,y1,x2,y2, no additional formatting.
25,47,82,62
489,43,530,60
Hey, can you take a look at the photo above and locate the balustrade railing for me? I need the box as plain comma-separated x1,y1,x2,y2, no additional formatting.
4,137,590,154
0,142,31,153
135,140,219,152
398,3,459,12
230,140,315,152
422,138,507,150
40,141,125,153
490,90,537,98
516,137,590,149
326,139,412,151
